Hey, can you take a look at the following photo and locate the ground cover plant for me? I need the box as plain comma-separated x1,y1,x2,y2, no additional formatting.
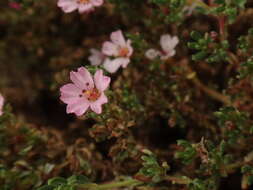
1,0,253,189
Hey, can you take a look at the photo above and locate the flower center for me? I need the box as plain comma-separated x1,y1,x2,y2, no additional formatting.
77,0,90,4
119,47,129,57
161,50,168,56
82,88,101,101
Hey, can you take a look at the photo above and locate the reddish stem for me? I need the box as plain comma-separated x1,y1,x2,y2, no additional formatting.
218,16,226,41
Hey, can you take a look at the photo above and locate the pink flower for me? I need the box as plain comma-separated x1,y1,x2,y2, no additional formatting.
88,49,105,66
60,67,110,116
57,0,103,14
102,30,133,73
9,2,21,10
103,58,129,73
145,34,179,60
0,93,4,116
88,49,129,73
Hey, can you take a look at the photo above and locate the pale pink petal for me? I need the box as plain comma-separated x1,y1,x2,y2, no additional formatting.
88,49,104,66
168,49,176,57
120,58,130,68
89,93,107,114
70,67,94,90
126,40,133,57
58,0,78,13
60,83,82,104
170,36,179,49
160,34,179,53
66,98,89,116
94,70,111,91
78,3,93,13
60,93,81,104
57,0,73,6
0,94,4,116
160,34,172,52
102,41,119,56
90,104,102,114
160,55,170,60
110,30,126,46
145,49,161,60
160,50,176,60
60,84,82,96
103,58,122,73
91,0,103,6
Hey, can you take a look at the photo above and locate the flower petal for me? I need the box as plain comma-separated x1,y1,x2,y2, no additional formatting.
90,93,108,114
78,3,93,13
170,36,179,49
160,34,179,53
120,58,130,68
57,0,72,6
145,49,161,60
103,58,122,73
66,98,89,116
91,0,103,6
60,84,82,104
58,0,78,13
126,40,133,57
94,69,111,91
60,83,82,96
88,49,104,66
60,93,81,104
102,41,119,56
110,30,126,46
160,50,176,60
70,67,94,90
0,94,4,116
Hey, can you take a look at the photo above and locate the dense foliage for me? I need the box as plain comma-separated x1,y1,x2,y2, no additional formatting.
1,0,253,189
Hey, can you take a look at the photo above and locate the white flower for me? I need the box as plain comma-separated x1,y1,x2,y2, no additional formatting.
145,34,179,61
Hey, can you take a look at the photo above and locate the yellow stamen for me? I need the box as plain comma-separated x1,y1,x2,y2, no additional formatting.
119,47,129,57
83,88,101,101
78,0,90,4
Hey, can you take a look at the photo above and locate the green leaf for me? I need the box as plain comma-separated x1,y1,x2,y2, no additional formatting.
48,177,67,186
190,31,202,41
192,51,207,61
67,175,90,185
241,165,253,173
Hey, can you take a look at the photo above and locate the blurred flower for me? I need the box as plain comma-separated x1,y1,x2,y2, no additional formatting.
88,49,129,73
145,49,161,60
9,2,21,10
60,67,110,116
103,57,130,73
102,30,133,73
88,49,105,66
57,0,103,14
0,93,4,116
145,34,179,60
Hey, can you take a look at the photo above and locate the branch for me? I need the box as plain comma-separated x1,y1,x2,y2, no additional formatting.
185,65,232,106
